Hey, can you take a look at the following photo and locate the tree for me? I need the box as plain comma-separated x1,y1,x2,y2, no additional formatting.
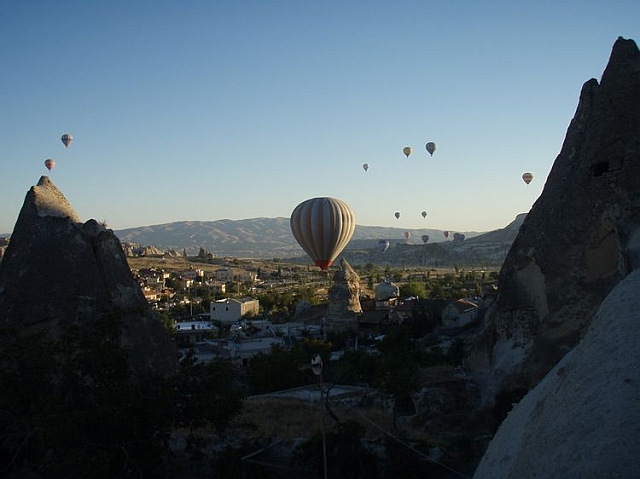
399,281,426,299
0,315,245,478
246,339,331,394
297,421,381,479
376,326,420,430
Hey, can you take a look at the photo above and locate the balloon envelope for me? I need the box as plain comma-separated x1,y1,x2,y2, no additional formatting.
425,142,437,156
522,172,533,184
444,231,450,238
421,211,427,218
453,232,465,243
421,234,429,244
403,146,412,158
394,212,400,220
378,239,390,252
362,163,369,172
290,197,355,270
44,159,55,171
61,133,73,148
404,231,410,240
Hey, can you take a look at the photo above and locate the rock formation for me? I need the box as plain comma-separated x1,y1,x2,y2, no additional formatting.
0,176,177,374
473,268,640,479
121,242,166,257
470,37,640,402
324,258,362,333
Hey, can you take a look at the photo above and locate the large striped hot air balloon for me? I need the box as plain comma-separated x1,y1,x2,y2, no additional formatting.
290,197,355,270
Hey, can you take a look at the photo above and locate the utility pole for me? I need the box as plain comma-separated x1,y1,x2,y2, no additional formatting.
311,354,327,479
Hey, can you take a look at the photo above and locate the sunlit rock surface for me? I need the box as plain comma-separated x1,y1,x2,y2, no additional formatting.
473,269,640,479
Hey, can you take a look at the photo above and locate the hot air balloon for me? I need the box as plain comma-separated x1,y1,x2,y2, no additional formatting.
362,163,369,172
378,239,390,253
522,172,533,184
44,159,55,171
425,141,437,156
453,232,465,243
290,197,355,270
421,234,429,244
404,231,410,240
444,231,450,239
395,212,400,220
421,211,427,219
403,146,412,158
61,133,73,148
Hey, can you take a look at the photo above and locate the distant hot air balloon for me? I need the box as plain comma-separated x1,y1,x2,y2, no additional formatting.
421,234,429,244
290,197,355,270
403,146,412,158
444,231,450,239
363,163,369,172
522,172,533,184
61,133,73,148
404,231,410,240
378,239,390,253
421,211,427,219
395,212,400,220
425,141,437,156
453,232,465,243
44,159,55,171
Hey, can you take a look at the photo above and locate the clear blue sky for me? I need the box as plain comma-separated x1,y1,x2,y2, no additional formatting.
1,1,639,235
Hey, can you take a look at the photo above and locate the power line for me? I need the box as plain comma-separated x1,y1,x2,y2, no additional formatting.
334,396,472,479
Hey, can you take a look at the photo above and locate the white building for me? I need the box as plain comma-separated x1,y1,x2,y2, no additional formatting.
441,299,478,328
210,297,260,324
174,320,219,346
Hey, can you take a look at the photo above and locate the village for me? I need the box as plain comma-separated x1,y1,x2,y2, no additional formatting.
130,254,498,368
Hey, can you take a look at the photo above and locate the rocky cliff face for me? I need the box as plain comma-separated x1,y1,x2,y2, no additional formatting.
471,37,640,402
0,176,177,375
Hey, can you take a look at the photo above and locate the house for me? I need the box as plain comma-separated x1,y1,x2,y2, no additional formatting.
441,299,478,329
174,320,219,347
135,268,169,293
142,287,160,303
210,297,260,324
217,336,285,360
214,268,234,282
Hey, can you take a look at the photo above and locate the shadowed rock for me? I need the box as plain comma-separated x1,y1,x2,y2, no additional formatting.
471,37,640,402
0,176,177,374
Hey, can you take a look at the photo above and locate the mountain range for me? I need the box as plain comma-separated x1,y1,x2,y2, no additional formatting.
113,214,526,264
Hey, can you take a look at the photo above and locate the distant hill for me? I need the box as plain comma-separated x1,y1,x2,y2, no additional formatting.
113,215,526,265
